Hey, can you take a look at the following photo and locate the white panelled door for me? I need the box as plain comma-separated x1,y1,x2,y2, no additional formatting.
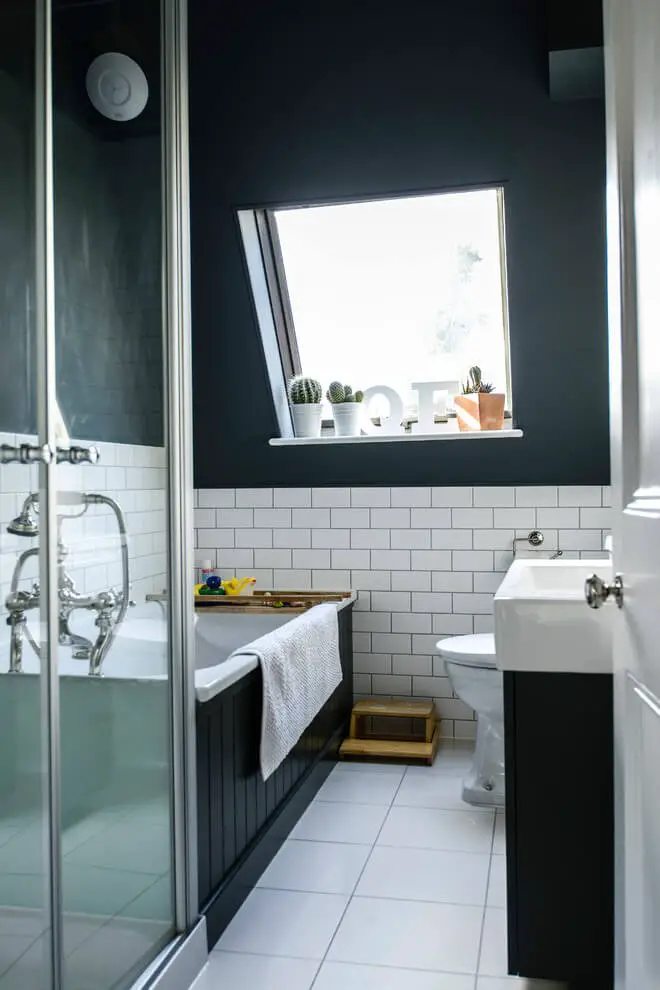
601,0,660,987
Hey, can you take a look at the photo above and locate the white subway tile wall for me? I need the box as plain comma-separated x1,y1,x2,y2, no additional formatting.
1,434,167,653
194,486,613,737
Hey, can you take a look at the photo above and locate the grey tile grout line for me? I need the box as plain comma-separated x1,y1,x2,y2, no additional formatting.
473,809,499,990
212,944,494,980
0,929,43,984
307,763,410,990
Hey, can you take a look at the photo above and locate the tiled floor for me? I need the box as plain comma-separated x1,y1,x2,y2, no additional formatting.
0,791,173,990
193,743,566,990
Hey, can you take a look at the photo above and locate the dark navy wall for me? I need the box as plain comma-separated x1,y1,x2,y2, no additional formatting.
0,0,163,447
190,0,608,488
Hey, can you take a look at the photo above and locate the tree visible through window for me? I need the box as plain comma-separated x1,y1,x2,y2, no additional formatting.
270,187,511,422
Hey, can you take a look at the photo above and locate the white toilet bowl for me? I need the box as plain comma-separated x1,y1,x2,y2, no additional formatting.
436,633,504,807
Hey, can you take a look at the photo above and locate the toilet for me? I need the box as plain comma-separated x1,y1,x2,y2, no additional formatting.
436,633,504,807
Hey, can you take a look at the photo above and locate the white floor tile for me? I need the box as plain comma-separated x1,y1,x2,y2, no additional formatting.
63,919,170,990
394,772,470,811
378,805,494,853
334,762,406,777
477,979,567,989
0,908,47,939
64,821,170,875
290,801,388,845
487,854,507,908
407,744,474,778
0,935,35,979
355,845,489,905
493,812,506,855
257,840,370,895
315,771,401,806
193,951,318,990
313,960,475,989
0,941,45,990
216,888,349,960
327,896,483,973
479,908,509,977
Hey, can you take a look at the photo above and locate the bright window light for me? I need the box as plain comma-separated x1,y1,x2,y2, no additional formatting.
272,187,511,420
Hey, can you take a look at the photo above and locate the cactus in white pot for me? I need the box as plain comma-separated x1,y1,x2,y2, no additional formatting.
326,381,364,437
288,376,323,437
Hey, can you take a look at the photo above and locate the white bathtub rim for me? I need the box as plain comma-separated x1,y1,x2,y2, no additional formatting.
195,655,259,703
193,593,356,704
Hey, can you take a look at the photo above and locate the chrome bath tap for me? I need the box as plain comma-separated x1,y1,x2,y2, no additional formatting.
4,493,131,675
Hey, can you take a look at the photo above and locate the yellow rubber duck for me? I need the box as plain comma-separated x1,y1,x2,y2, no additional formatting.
222,576,257,596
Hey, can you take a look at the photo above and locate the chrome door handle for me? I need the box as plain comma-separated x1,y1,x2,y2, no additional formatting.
1,443,54,465
585,573,624,609
56,445,100,465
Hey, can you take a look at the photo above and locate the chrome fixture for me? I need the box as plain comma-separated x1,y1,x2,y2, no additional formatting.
5,493,131,675
56,444,100,465
1,442,53,465
7,494,40,537
146,590,168,617
585,572,624,610
513,530,563,560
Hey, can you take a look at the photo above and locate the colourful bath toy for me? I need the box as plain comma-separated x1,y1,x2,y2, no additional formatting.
221,577,257,596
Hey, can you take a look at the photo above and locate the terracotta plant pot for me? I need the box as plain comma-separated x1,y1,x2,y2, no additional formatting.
454,393,505,432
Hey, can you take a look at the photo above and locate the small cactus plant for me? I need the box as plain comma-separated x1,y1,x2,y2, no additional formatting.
461,365,495,394
327,381,346,403
288,376,322,405
326,382,364,403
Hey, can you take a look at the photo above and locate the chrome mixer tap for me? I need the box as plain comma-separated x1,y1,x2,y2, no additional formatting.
4,493,131,675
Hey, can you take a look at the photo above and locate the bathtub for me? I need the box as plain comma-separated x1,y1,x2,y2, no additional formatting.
194,598,355,702
0,596,355,947
1,597,354,691
195,597,355,948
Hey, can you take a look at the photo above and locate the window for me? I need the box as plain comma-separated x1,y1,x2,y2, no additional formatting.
244,187,513,434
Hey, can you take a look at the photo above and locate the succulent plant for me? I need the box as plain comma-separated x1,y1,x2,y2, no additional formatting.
326,381,364,404
327,381,346,403
288,376,322,405
461,365,496,394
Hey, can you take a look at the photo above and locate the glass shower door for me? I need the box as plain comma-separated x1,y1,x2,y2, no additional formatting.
0,1,193,986
0,2,53,988
51,1,177,988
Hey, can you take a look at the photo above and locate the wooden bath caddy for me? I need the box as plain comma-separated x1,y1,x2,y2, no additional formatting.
194,590,353,614
339,698,440,765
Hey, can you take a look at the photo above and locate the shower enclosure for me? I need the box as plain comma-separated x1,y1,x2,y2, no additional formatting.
0,1,199,988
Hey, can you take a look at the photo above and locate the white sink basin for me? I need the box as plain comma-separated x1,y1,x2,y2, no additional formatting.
494,559,613,674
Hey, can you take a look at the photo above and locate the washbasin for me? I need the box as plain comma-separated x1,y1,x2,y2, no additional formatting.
494,559,613,674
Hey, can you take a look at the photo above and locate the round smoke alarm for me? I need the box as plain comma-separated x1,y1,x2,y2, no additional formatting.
86,52,148,122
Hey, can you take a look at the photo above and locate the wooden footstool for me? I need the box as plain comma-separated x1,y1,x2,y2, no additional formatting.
339,698,440,765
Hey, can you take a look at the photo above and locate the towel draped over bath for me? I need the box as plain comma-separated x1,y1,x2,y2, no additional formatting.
228,603,343,779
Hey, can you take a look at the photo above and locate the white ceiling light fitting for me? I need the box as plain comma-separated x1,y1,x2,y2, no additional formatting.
86,52,149,122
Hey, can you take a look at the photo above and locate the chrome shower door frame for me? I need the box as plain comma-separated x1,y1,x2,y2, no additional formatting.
31,0,200,985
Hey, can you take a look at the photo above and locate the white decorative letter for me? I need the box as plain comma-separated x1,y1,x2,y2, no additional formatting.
361,386,405,435
410,380,461,433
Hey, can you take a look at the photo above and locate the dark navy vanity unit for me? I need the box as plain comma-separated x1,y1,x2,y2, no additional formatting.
504,671,614,989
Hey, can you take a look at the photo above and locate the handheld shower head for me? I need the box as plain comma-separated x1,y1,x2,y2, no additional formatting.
7,496,39,538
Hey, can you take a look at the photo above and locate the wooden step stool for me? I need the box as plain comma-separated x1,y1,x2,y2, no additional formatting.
339,698,440,765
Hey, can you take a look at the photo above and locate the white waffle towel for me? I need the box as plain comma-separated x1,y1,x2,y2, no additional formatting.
229,603,342,780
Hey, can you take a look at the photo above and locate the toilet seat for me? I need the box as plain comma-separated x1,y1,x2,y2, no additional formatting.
436,633,496,669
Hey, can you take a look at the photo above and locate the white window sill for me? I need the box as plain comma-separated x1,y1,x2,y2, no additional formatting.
269,427,523,446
